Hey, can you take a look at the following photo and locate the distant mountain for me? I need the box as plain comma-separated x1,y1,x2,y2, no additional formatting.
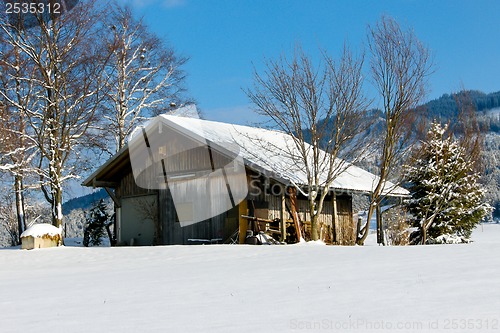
412,91,500,137
335,90,500,219
62,189,108,215
422,90,500,123
61,189,112,240
406,91,500,219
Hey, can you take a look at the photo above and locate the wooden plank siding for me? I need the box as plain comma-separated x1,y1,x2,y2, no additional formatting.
267,195,334,226
267,192,356,245
116,167,157,199
332,195,356,245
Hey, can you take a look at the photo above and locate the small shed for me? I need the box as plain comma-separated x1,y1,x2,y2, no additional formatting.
21,224,62,250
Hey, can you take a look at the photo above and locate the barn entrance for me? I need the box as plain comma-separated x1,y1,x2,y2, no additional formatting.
121,194,158,246
333,195,355,245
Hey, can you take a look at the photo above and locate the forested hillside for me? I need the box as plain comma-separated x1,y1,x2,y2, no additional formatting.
358,90,500,219
420,91,500,218
423,90,500,125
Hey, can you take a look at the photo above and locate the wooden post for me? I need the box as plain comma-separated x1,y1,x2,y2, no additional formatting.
288,187,301,242
280,190,286,242
238,200,248,244
376,203,384,245
332,191,338,244
116,207,122,244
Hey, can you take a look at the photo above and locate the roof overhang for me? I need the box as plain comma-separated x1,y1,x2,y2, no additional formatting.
82,145,130,188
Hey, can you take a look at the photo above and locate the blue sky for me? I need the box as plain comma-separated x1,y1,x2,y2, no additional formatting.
128,0,500,124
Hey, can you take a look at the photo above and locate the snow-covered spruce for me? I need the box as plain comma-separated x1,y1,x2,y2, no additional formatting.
83,199,110,247
404,122,492,244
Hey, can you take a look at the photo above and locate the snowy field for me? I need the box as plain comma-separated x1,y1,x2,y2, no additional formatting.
1,225,500,333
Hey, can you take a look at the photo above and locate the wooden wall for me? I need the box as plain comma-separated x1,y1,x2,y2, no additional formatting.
116,167,157,199
332,195,355,245
267,193,334,225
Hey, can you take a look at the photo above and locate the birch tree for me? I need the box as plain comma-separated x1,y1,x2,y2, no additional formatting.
0,186,19,246
102,5,187,153
0,99,30,240
0,0,110,228
357,16,433,245
247,46,370,241
0,23,38,239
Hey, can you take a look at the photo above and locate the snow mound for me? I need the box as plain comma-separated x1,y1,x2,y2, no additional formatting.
20,224,61,238
293,238,326,246
427,233,471,244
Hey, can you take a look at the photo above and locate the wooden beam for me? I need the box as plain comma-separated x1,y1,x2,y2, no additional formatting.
240,215,274,223
104,187,121,208
288,187,301,242
376,203,384,245
280,191,286,242
238,199,248,244
332,191,338,244
92,179,119,188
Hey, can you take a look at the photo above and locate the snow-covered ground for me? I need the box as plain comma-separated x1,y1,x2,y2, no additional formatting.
1,224,499,333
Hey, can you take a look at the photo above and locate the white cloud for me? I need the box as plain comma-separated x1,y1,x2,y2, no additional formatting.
162,0,186,8
130,0,186,9
130,0,156,8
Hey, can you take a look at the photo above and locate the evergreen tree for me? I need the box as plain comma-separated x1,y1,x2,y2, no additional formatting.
83,199,109,247
404,122,492,244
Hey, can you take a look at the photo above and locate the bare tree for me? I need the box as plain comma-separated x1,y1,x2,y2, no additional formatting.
0,186,19,246
0,0,110,228
0,26,38,239
357,16,433,245
102,4,188,153
247,46,370,241
452,89,485,173
0,102,30,240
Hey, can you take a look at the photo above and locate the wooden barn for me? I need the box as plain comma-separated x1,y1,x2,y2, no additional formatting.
83,110,408,246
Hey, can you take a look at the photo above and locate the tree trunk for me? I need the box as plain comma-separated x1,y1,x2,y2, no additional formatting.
52,184,63,246
421,213,437,245
310,197,319,241
421,222,427,245
358,200,376,245
288,187,301,242
311,213,319,241
117,111,126,151
357,168,386,245
376,204,384,245
14,175,26,243
52,186,63,229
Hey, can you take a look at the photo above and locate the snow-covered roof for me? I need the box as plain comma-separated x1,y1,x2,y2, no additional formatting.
21,224,62,238
155,113,408,196
84,106,408,197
